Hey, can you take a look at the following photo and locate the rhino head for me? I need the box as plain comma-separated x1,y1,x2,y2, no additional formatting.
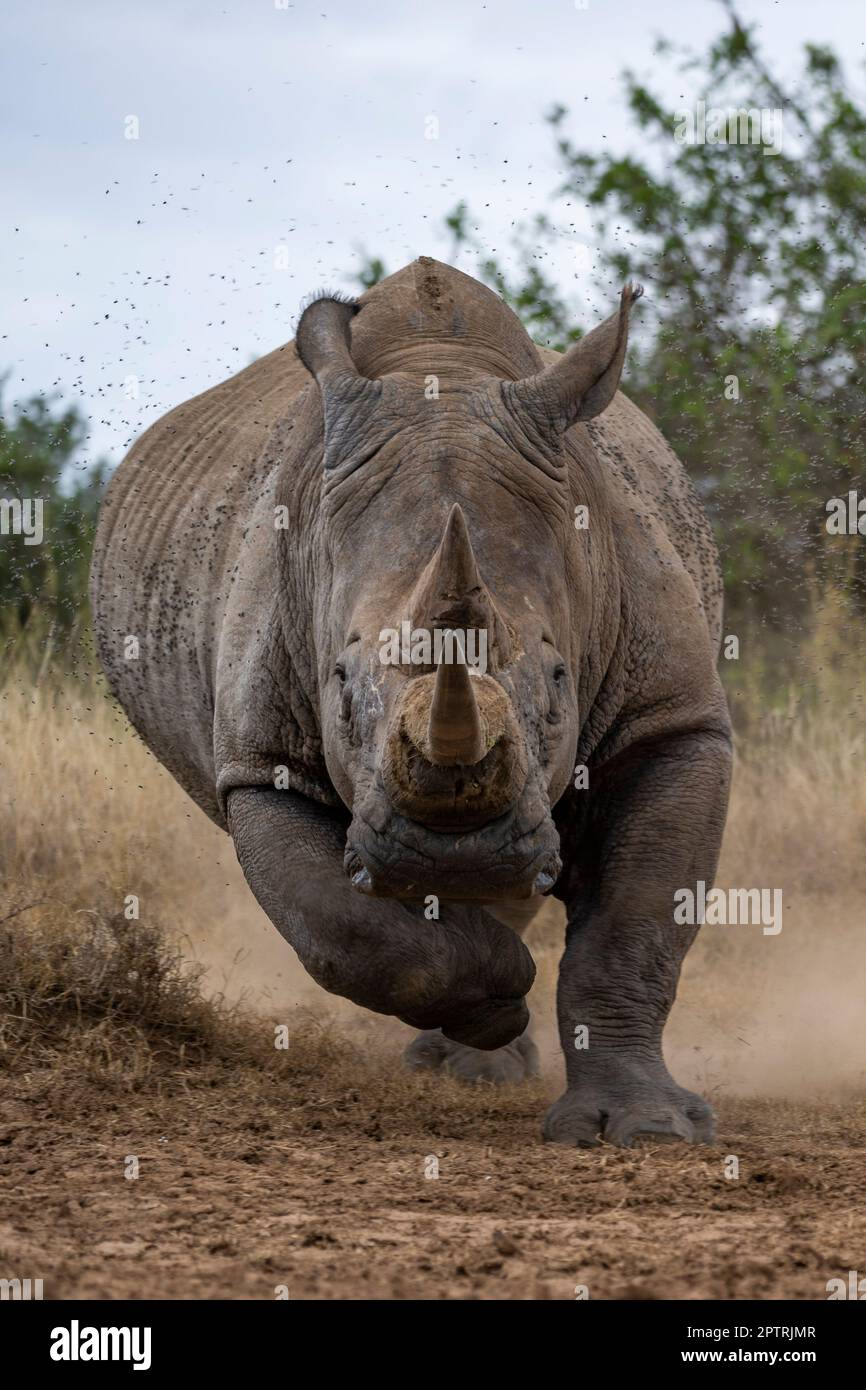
292,263,640,907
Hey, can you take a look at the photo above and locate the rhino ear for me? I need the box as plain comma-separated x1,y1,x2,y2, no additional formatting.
295,293,381,467
506,283,642,433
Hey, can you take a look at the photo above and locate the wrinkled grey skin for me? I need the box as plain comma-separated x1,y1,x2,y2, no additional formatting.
91,257,732,1147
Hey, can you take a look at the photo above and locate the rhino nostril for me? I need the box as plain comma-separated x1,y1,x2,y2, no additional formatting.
345,850,375,894
533,857,561,895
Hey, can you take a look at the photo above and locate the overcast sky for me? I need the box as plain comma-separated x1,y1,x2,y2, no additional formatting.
3,0,862,471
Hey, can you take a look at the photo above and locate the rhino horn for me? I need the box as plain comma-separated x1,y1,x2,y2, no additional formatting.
413,504,483,622
426,652,487,767
412,504,509,662
507,283,643,430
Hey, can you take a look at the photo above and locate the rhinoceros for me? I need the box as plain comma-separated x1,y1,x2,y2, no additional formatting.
90,256,732,1146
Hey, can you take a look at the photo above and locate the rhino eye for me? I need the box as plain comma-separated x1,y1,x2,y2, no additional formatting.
553,663,566,684
335,662,347,685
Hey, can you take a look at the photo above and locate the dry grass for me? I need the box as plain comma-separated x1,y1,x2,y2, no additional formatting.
0,905,296,1089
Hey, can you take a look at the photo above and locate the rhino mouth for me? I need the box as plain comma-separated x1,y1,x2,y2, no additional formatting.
343,794,561,901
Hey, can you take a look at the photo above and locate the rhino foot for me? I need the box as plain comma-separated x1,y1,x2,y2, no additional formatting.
404,1028,539,1085
543,1066,714,1148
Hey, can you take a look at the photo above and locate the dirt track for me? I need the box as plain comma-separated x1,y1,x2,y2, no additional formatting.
3,1064,864,1301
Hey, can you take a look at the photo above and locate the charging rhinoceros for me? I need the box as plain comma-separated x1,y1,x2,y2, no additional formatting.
91,257,732,1146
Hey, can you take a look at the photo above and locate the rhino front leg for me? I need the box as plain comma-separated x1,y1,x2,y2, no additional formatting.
227,788,535,1050
545,727,732,1147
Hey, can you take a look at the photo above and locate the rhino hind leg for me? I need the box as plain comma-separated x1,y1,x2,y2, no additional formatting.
404,1027,539,1085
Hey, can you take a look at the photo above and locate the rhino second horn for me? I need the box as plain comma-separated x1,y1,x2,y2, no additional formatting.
426,658,487,767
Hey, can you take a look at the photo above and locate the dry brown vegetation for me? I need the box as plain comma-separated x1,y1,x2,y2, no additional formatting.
1,619,865,1298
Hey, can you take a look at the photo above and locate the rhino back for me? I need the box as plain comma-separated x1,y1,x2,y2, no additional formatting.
587,392,723,651
90,341,312,824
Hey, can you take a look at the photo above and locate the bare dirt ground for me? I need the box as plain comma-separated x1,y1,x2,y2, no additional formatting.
3,1058,865,1301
